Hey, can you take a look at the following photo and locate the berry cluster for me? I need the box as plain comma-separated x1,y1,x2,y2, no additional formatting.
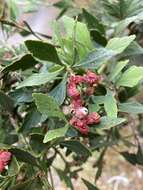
67,71,101,135
0,151,12,173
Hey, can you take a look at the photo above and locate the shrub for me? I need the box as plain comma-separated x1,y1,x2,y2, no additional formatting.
0,0,143,189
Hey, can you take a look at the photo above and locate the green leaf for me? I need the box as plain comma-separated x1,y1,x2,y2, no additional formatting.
9,0,19,20
83,9,107,46
115,16,141,36
21,109,44,133
106,35,136,54
120,152,137,165
0,91,14,112
29,134,46,155
55,168,73,189
88,103,100,113
76,47,115,69
82,9,105,34
0,143,11,149
49,73,67,105
25,40,61,64
17,66,64,88
10,148,39,166
136,145,143,165
76,35,135,69
2,54,38,73
4,134,18,145
92,96,105,104
123,41,143,56
116,66,143,87
54,0,73,9
118,101,143,114
43,124,69,143
10,89,33,105
104,90,118,118
109,60,129,81
9,177,38,190
90,30,107,46
8,156,20,176
103,0,143,19
91,116,126,131
60,140,91,157
33,93,66,120
82,179,100,190
62,16,92,50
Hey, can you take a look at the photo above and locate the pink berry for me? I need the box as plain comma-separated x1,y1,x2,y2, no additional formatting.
0,161,5,173
73,107,88,119
86,112,100,125
69,75,84,84
67,83,80,98
0,151,12,173
69,117,89,135
86,86,95,96
0,151,12,165
71,98,83,109
84,71,101,85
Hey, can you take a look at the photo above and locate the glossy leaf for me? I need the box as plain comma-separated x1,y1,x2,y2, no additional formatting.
118,101,143,113
25,40,61,64
116,66,143,87
10,148,39,166
109,60,129,81
2,54,38,73
8,156,20,176
17,66,64,88
123,41,143,56
21,109,43,133
76,47,115,69
106,35,136,54
82,9,105,34
60,140,92,157
82,178,100,190
62,16,92,50
0,91,14,112
76,35,135,69
120,152,137,165
104,90,118,118
49,73,67,105
33,93,66,120
43,124,69,143
9,177,38,190
10,89,33,105
91,116,126,131
55,168,73,189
